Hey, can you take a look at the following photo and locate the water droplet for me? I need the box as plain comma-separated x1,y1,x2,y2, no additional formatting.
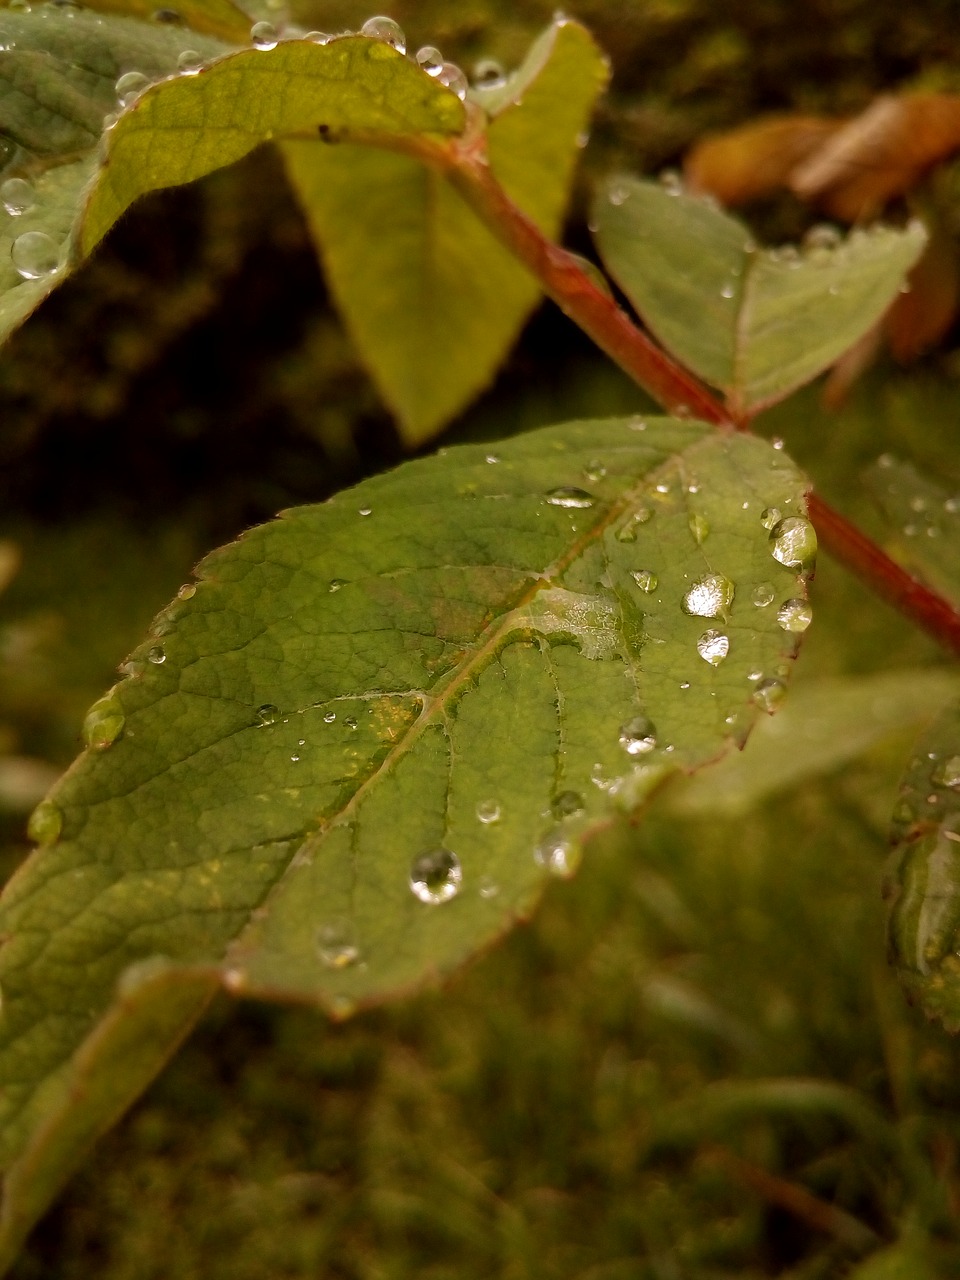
11,231,61,280
933,756,960,789
344,716,358,730
619,714,657,756
116,70,151,107
290,753,300,762
83,696,125,749
551,790,584,820
608,181,630,206
152,7,182,21
437,62,468,99
776,598,813,632
473,57,505,87
688,512,710,545
360,15,405,53
616,507,652,541
27,798,62,845
584,459,607,481
316,918,360,968
328,578,347,592
655,482,670,495
177,49,203,73
323,711,336,723
1,177,35,216
679,681,690,690
720,282,735,299
803,223,840,251
146,644,165,664
770,516,817,571
177,583,196,600
250,20,278,48
485,453,500,465
415,45,444,75
682,573,734,619
476,799,501,824
409,848,462,903
545,486,595,509
658,168,682,195
696,630,729,665
534,831,579,877
632,569,658,593
752,582,775,607
256,703,280,726
478,876,500,899
760,506,781,531
751,677,787,713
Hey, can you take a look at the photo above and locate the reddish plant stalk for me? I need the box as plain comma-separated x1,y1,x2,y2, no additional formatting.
441,146,960,658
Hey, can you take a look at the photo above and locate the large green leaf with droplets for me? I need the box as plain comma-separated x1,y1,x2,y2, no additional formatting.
0,417,814,1263
885,699,960,1031
591,177,926,416
281,18,608,444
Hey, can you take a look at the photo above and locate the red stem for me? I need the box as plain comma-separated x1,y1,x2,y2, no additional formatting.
441,147,960,658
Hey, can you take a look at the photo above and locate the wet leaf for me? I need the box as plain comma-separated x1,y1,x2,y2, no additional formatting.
885,700,960,1031
75,0,252,42
282,19,608,444
0,418,813,1253
863,455,960,607
591,177,926,415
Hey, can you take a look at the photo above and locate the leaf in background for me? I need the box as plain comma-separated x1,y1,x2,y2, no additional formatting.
684,115,844,207
863,454,960,607
71,0,252,42
282,19,608,445
884,213,960,362
885,700,960,1031
0,418,813,1255
591,177,926,416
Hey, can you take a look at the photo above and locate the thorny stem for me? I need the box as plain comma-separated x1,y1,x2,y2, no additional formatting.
434,139,960,658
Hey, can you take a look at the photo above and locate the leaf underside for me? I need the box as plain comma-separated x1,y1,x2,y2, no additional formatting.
591,177,926,414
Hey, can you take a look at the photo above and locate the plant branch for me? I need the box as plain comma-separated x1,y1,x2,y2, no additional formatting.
437,142,960,658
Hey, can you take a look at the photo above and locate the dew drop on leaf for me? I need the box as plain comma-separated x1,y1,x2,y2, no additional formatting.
415,45,444,75
760,506,781,531
115,71,151,107
473,57,506,88
360,15,405,53
752,582,775,608
146,645,165,664
151,7,183,21
688,512,710,544
478,876,500,899
619,715,657,756
27,798,63,845
632,570,658,593
933,756,960,790
409,848,462,903
316,919,361,969
82,696,125,749
250,20,278,48
256,704,280,726
776,598,813,632
584,459,607,481
328,579,347,593
533,831,579,877
11,231,60,280
551,790,585,820
696,630,729,665
437,62,468,99
177,49,203,73
682,573,734,618
177,583,196,600
358,506,372,517
0,177,35,216
770,516,817,570
344,717,358,730
544,486,596,509
476,799,501,824
751,677,787,713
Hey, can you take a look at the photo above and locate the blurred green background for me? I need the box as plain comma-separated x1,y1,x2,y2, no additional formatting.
2,1,960,1275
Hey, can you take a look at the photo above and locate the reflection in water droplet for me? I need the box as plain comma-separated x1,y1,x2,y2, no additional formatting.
545,486,595,509
409,848,462,903
760,506,781,530
11,231,61,279
415,45,444,74
933,756,960,789
360,15,405,52
256,703,280,726
777,598,813,632
438,62,468,99
619,715,657,756
116,70,151,106
770,516,817,570
27,798,63,845
317,919,361,969
752,677,787,713
752,582,775,607
476,799,501,824
682,573,734,618
551,790,584,820
696,630,729,665
1,177,34,216
147,645,165,664
534,831,579,877
177,583,196,600
688,512,710,544
83,696,126,749
632,570,658,593
250,19,278,48
473,57,505,87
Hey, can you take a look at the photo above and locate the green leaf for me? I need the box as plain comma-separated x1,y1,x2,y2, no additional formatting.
282,19,608,445
0,417,813,1251
863,454,960,606
885,699,960,1031
70,0,252,42
591,178,926,415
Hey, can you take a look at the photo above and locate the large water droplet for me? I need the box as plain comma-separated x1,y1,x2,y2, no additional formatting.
770,516,817,571
688,512,710,545
760,506,781,531
360,15,405,53
27,797,63,845
409,848,462,903
752,582,775,608
146,644,165,664
1,177,35,216
437,62,468,99
415,45,444,75
250,19,278,48
696,629,729,665
534,831,579,877
551,790,584,820
177,583,196,600
316,919,361,969
11,231,60,280
256,703,280,726
632,569,658,593
116,70,151,107
751,677,787,713
933,756,960,790
473,57,506,88
83,696,125,749
476,799,501,824
177,49,203,73
544,486,595,509
777,598,813,632
619,715,657,756
682,573,734,619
